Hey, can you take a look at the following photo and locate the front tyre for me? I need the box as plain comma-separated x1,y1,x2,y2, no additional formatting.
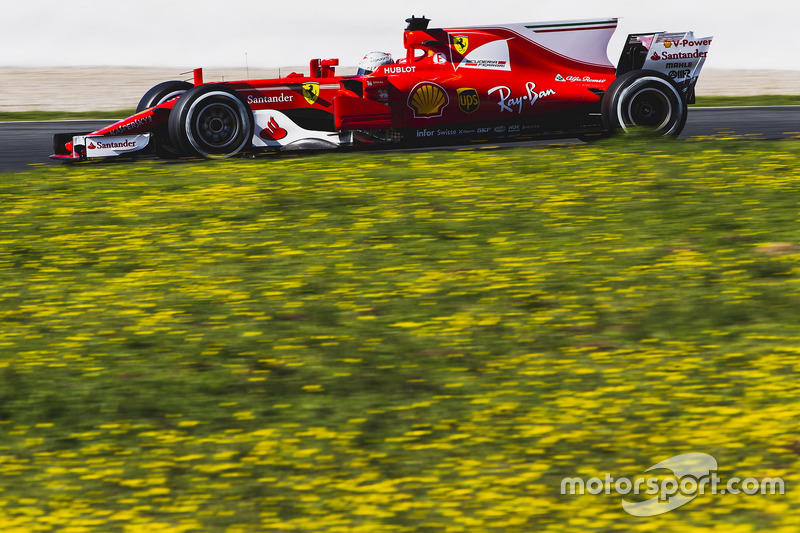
136,80,193,113
601,70,687,137
137,81,194,158
168,84,254,159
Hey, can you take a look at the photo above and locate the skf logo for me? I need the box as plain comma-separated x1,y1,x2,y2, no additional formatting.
302,82,320,105
453,35,469,55
457,88,479,114
408,82,449,119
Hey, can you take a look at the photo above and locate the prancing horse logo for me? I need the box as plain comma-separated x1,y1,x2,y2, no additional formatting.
453,36,469,55
302,82,320,105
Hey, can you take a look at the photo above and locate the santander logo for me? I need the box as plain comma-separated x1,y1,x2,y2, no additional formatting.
88,139,137,150
260,117,288,141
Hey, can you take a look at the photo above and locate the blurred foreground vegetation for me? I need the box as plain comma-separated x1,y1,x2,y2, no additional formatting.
1,138,799,531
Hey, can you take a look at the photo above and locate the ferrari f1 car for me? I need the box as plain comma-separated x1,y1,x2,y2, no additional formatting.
51,16,712,161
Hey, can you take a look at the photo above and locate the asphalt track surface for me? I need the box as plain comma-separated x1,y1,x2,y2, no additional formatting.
1,107,799,173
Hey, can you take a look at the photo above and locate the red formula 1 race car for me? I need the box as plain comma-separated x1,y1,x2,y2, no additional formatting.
51,16,712,162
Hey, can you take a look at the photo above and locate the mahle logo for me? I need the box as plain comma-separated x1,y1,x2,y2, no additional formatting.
457,88,480,114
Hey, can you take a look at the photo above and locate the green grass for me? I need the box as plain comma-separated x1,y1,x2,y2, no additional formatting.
0,109,135,122
1,138,799,531
693,95,800,107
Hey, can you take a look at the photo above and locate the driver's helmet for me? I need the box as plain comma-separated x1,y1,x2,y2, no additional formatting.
357,51,394,75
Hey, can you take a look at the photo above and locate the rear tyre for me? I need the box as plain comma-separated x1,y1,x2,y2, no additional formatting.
601,70,687,137
168,84,254,159
136,80,193,112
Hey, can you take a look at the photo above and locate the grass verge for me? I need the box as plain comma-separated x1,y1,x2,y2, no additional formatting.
0,109,135,122
693,95,800,107
1,138,799,531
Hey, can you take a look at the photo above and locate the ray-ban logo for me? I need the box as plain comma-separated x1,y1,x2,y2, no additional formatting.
561,453,785,516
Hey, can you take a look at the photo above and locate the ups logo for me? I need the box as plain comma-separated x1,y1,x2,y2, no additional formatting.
457,88,480,114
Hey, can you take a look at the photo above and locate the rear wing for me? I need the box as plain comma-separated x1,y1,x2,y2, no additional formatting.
617,31,713,103
403,17,619,69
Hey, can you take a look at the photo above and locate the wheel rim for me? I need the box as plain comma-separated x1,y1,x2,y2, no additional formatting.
616,77,683,136
184,91,251,157
195,102,240,148
626,88,672,129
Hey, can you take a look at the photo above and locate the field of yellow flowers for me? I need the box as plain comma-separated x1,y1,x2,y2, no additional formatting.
1,138,799,531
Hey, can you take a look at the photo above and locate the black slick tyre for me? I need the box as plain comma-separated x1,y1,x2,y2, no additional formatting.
136,81,194,158
136,81,193,113
168,84,254,159
601,70,687,137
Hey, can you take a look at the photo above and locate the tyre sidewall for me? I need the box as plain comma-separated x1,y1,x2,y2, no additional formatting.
136,80,193,113
168,85,254,159
602,70,687,137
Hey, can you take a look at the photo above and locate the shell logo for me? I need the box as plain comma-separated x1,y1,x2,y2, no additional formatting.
408,82,449,118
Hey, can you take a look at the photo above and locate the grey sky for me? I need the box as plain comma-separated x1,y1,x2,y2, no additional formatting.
2,1,798,70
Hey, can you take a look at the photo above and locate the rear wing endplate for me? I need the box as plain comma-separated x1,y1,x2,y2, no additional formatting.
617,31,713,103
